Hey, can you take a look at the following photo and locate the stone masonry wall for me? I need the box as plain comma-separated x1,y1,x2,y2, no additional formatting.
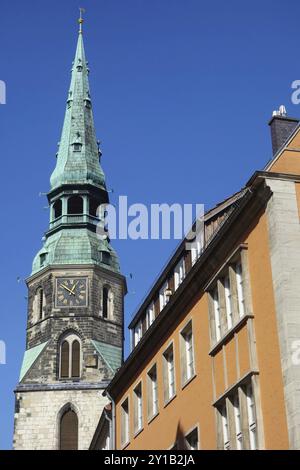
13,389,108,450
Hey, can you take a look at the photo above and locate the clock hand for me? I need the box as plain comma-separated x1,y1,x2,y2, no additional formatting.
60,284,76,296
70,281,79,294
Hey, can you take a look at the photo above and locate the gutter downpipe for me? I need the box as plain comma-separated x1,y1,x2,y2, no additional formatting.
105,390,116,450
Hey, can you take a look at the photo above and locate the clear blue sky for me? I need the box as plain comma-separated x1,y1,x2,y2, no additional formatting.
1,0,300,449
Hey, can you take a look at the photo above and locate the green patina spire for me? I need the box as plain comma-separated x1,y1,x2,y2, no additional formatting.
50,19,105,190
31,17,120,276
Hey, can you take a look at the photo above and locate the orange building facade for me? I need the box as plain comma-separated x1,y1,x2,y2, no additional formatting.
90,109,300,450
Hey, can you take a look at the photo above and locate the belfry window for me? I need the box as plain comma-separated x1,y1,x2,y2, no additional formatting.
59,407,78,450
33,287,45,322
53,199,62,219
89,198,99,217
68,196,83,215
102,285,113,320
60,335,81,379
38,288,44,320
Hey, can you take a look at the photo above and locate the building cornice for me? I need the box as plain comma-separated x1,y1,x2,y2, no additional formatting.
107,179,272,399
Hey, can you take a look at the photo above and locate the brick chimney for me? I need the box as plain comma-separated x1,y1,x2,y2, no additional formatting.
268,105,299,156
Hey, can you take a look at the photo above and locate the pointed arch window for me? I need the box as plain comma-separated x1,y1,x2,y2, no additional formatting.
60,335,81,379
71,340,80,378
59,407,78,450
60,341,70,378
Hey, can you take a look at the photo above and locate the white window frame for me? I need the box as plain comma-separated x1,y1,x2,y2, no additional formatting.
191,237,202,266
233,394,243,450
134,320,142,347
174,258,185,291
159,281,168,311
163,344,176,402
213,287,221,341
146,302,155,330
133,382,143,434
120,397,130,447
147,364,158,419
246,384,257,450
224,275,233,330
235,262,245,317
180,321,195,385
221,403,230,450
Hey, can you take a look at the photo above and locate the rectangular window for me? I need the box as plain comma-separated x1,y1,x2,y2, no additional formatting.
147,365,158,419
235,262,245,317
246,384,257,450
121,398,129,446
185,427,199,450
133,382,143,434
221,404,230,450
146,302,155,330
163,344,176,402
174,258,185,291
159,281,168,311
180,322,195,385
213,287,221,341
224,275,233,330
233,394,243,450
191,238,202,265
134,320,142,347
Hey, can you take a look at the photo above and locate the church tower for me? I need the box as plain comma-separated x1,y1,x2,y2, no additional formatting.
13,15,126,450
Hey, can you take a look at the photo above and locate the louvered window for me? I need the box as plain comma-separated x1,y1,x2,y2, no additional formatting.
60,341,70,378
60,408,78,450
71,340,80,378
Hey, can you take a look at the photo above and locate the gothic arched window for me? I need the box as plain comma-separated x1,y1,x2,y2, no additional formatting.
60,341,70,378
102,286,114,320
68,196,83,215
59,407,78,450
59,335,81,379
71,340,80,378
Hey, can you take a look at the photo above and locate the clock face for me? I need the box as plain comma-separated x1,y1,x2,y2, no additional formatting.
56,277,88,308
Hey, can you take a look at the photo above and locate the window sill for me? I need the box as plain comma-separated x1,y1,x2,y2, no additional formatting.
58,378,81,382
209,313,254,356
147,411,159,425
181,373,196,391
163,393,177,409
212,369,259,407
121,441,130,450
133,427,144,439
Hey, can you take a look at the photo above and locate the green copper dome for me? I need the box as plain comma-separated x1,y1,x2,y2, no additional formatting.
32,230,120,274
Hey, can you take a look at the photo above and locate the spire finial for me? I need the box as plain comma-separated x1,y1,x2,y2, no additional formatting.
78,7,85,34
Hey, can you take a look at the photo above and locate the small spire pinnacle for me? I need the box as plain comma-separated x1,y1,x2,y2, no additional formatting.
78,7,85,34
